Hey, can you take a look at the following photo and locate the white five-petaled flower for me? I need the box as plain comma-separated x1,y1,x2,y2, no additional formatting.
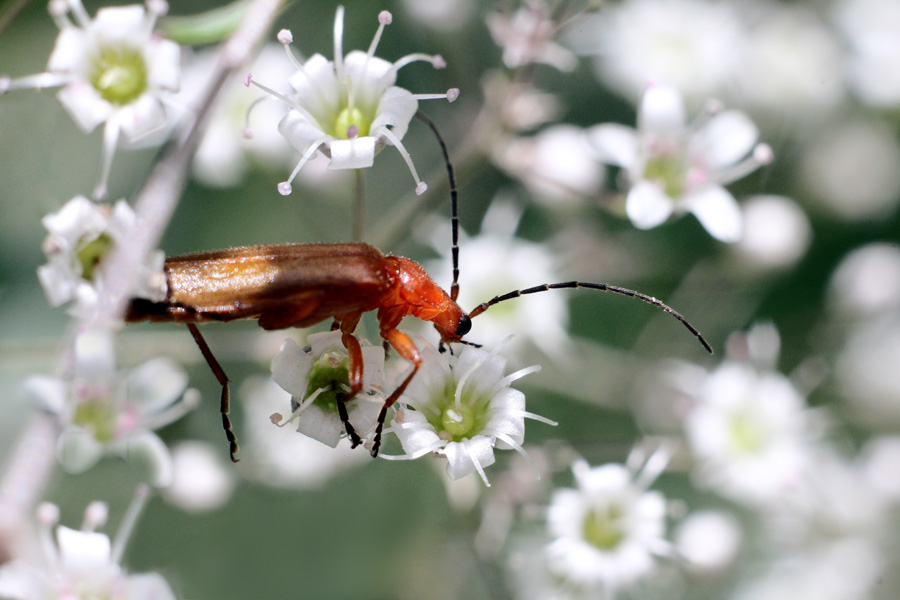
545,450,672,596
0,489,176,600
486,1,578,73
246,7,459,196
270,331,386,448
384,337,553,486
22,327,198,487
37,195,167,321
1,0,180,199
589,84,773,242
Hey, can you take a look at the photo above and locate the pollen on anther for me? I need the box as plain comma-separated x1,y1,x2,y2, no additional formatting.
447,88,460,103
243,73,252,87
416,181,428,195
277,182,293,196
347,124,359,139
277,29,293,45
242,128,254,139
379,11,392,25
754,143,774,164
433,55,447,69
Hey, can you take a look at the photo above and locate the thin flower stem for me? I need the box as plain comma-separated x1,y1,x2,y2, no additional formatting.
0,413,59,560
0,0,33,37
354,168,366,241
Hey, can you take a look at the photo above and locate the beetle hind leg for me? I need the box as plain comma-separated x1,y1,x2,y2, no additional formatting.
335,392,363,448
186,324,240,462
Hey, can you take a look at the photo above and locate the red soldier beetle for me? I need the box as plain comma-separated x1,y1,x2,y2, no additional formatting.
126,113,712,462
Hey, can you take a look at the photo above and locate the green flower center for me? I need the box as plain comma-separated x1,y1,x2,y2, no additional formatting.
306,355,351,412
426,381,491,443
333,106,370,139
90,46,148,105
76,233,113,281
729,412,764,455
643,152,686,198
74,398,117,443
583,504,625,550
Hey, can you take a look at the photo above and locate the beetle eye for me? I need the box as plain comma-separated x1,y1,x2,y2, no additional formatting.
455,315,472,337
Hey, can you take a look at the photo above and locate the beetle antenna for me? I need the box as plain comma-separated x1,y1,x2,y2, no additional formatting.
467,282,713,354
415,110,460,302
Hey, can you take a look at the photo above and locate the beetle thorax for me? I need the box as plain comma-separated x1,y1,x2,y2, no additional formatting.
381,256,464,339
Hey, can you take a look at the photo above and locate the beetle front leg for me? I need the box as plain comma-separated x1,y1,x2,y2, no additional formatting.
370,328,423,458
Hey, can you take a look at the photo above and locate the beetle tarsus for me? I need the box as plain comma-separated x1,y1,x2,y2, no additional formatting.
335,393,363,447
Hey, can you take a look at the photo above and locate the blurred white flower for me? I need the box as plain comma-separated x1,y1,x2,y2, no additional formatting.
0,489,175,600
568,0,744,103
487,1,577,72
0,0,180,199
162,441,236,512
589,84,772,242
731,540,884,600
674,510,742,573
834,0,900,107
735,5,844,121
37,195,166,320
385,338,551,485
270,331,385,448
545,452,670,595
828,243,900,317
247,7,458,196
836,315,900,428
425,196,570,360
184,44,295,188
240,377,370,489
493,125,604,206
22,327,197,486
734,195,811,269
683,361,815,506
799,117,900,221
401,0,475,32
861,435,900,502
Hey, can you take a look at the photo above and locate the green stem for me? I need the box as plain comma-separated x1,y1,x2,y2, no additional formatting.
354,168,366,241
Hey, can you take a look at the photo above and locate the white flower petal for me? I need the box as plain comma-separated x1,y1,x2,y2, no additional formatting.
370,87,418,138
691,110,758,171
271,338,314,398
91,6,147,42
56,526,112,573
287,54,340,122
343,51,395,106
22,375,68,414
685,186,743,242
587,123,639,168
117,431,174,488
117,94,167,141
328,137,376,169
279,110,330,154
638,84,686,138
125,357,188,414
442,437,496,480
146,39,181,92
393,410,443,455
296,403,346,448
57,429,105,474
57,81,114,133
37,262,76,307
122,572,178,600
626,180,674,228
47,27,88,74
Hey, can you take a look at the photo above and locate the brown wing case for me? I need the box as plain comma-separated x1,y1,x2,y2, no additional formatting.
126,243,394,328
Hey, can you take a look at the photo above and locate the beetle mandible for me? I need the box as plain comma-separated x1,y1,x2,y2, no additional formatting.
126,113,712,462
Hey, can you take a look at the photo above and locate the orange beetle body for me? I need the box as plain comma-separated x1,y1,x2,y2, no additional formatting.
127,242,470,459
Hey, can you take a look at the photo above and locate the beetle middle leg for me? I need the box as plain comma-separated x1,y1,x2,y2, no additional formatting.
369,327,424,458
186,323,240,462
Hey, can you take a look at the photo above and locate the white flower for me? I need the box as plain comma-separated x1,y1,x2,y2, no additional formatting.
735,5,844,120
734,195,812,270
834,0,900,108
247,7,458,196
799,117,900,222
567,0,744,103
37,195,166,320
683,361,815,506
836,315,900,428
673,510,742,573
270,331,386,448
424,196,570,360
162,441,236,512
828,243,900,317
589,84,772,242
22,327,197,486
1,0,180,199
492,125,605,206
486,1,577,72
0,489,176,600
545,452,671,595
240,377,370,489
384,337,552,486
